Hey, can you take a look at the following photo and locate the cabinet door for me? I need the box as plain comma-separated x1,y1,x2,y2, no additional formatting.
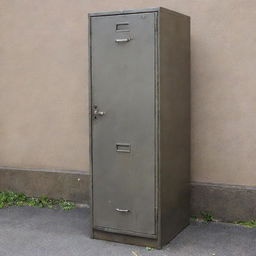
91,12,157,236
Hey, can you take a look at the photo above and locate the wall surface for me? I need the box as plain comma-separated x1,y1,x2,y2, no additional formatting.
0,0,256,187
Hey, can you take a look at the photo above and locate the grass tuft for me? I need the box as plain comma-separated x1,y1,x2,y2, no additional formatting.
235,220,256,228
200,211,214,222
0,191,76,210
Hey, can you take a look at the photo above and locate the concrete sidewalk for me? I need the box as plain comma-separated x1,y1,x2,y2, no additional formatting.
0,206,255,256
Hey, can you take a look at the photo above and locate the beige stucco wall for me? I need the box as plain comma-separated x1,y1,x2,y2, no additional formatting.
0,0,255,186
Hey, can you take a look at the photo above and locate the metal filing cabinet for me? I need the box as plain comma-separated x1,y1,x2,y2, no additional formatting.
89,7,190,248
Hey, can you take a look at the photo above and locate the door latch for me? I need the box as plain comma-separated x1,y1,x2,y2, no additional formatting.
93,105,105,119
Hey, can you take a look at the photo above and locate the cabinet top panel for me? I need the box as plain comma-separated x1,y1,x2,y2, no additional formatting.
89,7,189,19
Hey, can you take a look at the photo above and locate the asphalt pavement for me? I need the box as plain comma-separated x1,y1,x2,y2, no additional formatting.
0,206,255,256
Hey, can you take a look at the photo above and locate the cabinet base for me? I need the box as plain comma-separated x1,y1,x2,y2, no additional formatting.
92,229,162,249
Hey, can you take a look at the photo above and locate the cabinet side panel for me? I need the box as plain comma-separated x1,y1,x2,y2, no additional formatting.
159,11,190,244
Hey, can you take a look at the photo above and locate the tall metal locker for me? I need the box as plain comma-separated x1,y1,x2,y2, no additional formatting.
89,7,190,248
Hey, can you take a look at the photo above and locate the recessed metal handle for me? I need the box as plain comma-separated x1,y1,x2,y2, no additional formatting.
115,38,131,43
115,208,130,213
116,143,131,153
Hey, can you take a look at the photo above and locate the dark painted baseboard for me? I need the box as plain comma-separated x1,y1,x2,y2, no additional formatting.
0,168,255,221
191,182,256,222
0,167,90,202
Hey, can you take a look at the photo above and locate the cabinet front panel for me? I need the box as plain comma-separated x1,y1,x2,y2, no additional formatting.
91,12,156,236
